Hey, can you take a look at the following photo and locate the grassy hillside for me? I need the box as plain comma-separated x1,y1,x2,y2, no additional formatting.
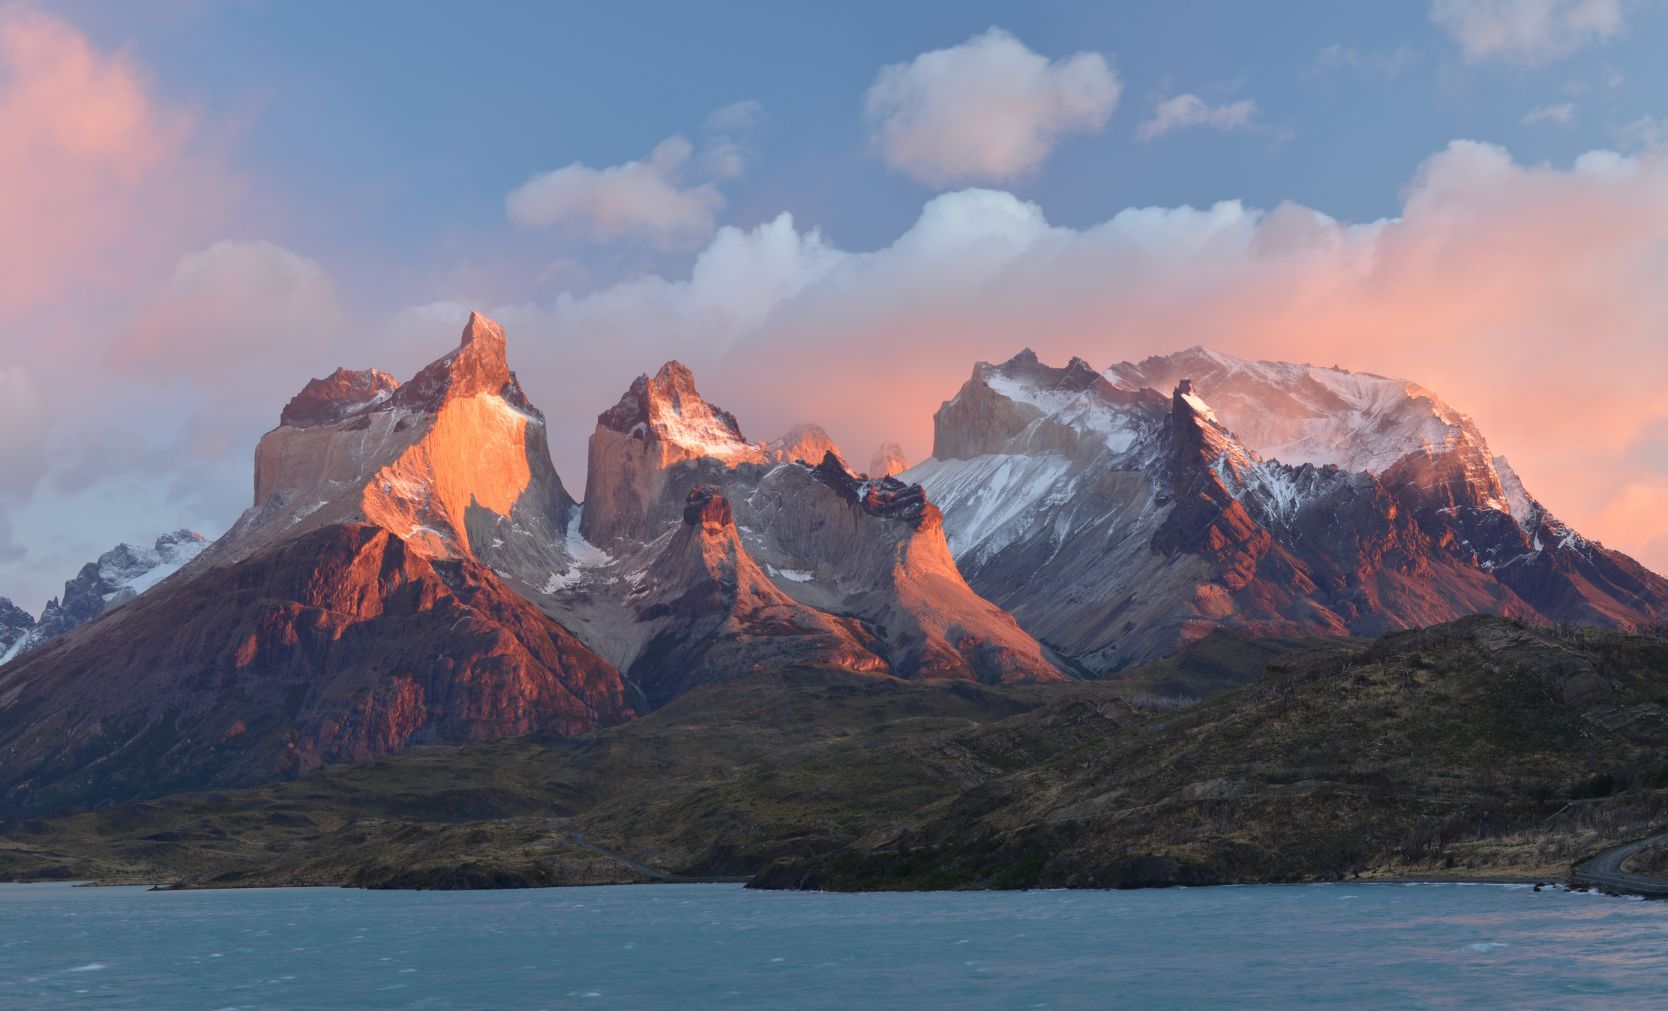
4,619,1665,891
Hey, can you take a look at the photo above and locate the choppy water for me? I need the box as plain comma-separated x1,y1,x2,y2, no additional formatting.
1,881,1665,1008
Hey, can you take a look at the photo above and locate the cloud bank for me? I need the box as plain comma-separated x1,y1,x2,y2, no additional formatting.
421,138,1668,579
864,28,1119,186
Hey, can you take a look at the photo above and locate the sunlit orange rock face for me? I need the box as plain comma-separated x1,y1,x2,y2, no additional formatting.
243,312,572,574
0,315,629,816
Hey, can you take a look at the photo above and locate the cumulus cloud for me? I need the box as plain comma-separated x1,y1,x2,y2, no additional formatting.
0,6,228,319
455,140,1668,579
108,240,346,384
1136,94,1259,141
863,27,1119,186
1430,0,1624,65
506,136,725,249
1521,102,1575,125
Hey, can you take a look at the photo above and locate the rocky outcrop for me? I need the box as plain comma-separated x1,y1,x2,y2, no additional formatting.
907,348,1668,671
581,362,767,548
0,523,629,816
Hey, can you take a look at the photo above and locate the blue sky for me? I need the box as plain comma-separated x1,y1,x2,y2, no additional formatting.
4,0,1668,609
55,0,1668,301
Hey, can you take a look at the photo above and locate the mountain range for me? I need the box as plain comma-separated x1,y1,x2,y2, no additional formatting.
0,314,1662,817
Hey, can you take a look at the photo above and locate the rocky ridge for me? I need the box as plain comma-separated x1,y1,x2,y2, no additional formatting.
906,348,1668,670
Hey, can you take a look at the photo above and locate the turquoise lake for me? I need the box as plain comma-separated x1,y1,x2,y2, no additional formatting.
2,881,1664,1008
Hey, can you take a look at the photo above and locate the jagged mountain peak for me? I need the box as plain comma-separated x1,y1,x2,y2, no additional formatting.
805,450,934,529
869,441,909,478
911,343,1667,671
767,423,844,467
226,313,576,578
392,311,534,416
934,349,1164,462
597,360,763,465
460,310,504,347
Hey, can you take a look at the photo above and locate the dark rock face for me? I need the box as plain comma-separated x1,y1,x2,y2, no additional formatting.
0,523,629,817
279,368,401,428
808,451,931,527
682,484,733,527
629,488,890,708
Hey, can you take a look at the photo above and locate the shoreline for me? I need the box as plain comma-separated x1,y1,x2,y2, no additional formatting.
25,870,1585,896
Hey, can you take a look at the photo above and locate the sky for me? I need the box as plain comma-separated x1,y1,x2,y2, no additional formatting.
3,0,1668,610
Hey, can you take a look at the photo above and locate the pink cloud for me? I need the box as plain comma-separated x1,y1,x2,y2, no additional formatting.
0,6,230,319
443,140,1668,578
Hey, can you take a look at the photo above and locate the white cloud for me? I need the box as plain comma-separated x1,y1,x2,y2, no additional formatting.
453,141,1668,580
863,27,1119,186
505,136,724,249
1430,0,1624,65
1521,102,1576,125
1137,94,1259,141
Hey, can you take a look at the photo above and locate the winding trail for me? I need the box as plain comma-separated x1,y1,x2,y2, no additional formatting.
1570,829,1668,898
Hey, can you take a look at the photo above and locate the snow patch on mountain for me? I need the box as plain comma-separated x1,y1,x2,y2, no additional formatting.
0,530,208,666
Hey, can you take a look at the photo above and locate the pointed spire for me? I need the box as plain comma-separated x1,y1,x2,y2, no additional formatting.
460,311,506,348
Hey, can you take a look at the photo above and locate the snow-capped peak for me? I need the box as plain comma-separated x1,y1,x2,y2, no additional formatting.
1107,346,1484,478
